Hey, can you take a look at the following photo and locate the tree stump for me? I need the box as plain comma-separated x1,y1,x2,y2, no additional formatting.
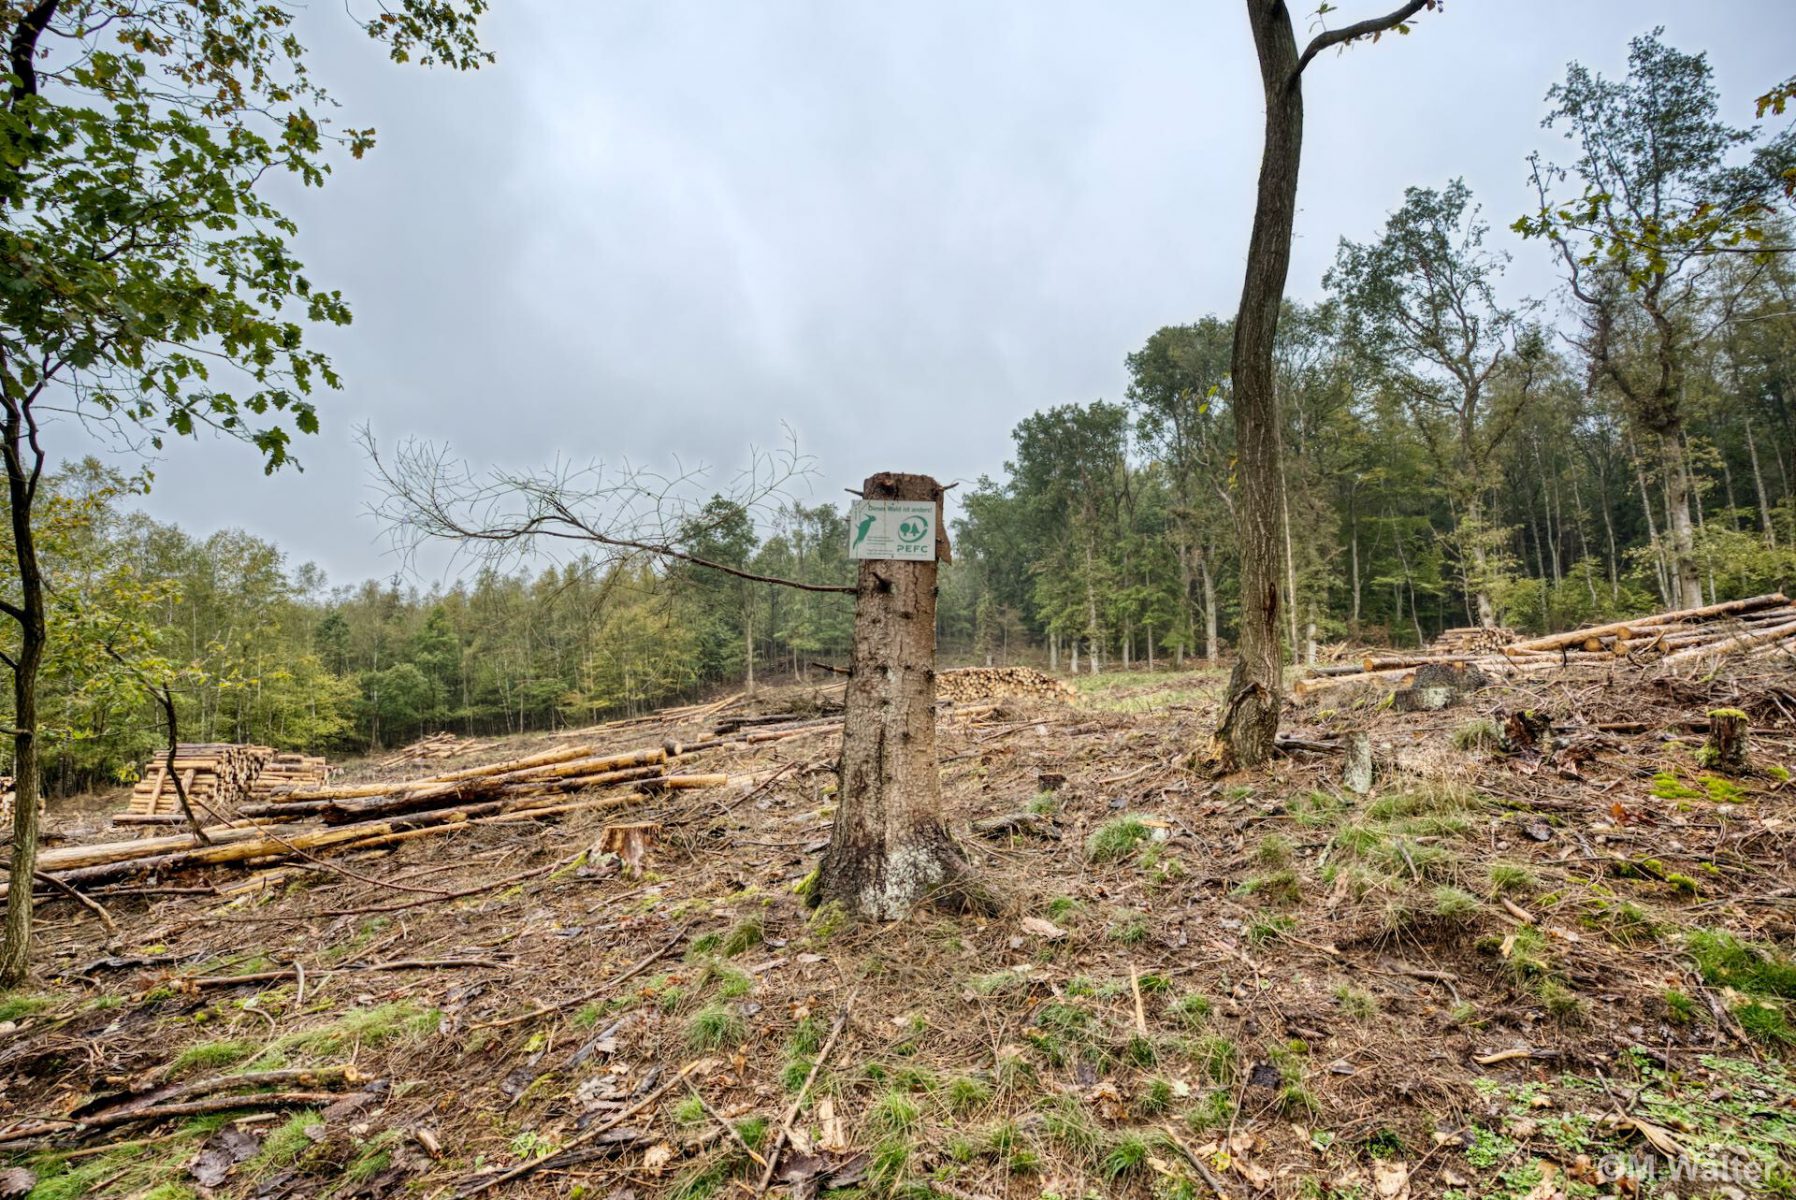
816,473,986,920
1703,708,1749,774
1341,731,1374,795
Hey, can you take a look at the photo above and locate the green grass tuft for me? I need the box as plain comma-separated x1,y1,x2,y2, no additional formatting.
686,1004,746,1051
1087,817,1153,863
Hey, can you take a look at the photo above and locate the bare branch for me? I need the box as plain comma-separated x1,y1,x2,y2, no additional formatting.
1297,0,1432,76
360,428,856,595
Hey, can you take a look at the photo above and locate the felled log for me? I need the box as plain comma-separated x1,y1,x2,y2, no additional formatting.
1505,593,1788,654
1661,616,1796,664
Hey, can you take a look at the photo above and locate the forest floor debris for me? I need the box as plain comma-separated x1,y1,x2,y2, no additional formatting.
2,666,1795,1198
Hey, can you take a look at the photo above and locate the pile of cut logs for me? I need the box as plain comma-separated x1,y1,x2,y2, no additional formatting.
1431,626,1520,654
246,753,330,801
1297,593,1796,698
127,744,278,819
937,666,1075,705
378,732,475,769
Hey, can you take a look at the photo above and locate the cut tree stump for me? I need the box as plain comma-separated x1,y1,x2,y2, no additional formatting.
1703,709,1749,774
816,472,987,920
1342,732,1374,795
597,822,660,877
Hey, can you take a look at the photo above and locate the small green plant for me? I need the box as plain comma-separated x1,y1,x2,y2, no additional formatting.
1172,992,1212,1029
1028,790,1063,815
252,1111,324,1172
0,993,52,1023
1102,1131,1155,1180
1650,772,1704,802
1247,914,1295,943
1107,911,1151,945
946,1074,992,1115
168,1039,257,1075
674,1094,706,1125
720,919,764,957
1236,869,1302,905
686,1004,746,1051
1661,988,1700,1025
1189,1034,1238,1083
1088,817,1152,863
1045,895,1082,920
1488,862,1538,896
871,1089,921,1136
1334,986,1377,1019
1255,833,1294,867
1138,1076,1175,1115
1185,1087,1233,1132
1432,885,1481,924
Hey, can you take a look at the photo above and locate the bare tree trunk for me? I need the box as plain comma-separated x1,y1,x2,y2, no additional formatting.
1049,629,1059,673
1,394,46,985
743,600,756,696
817,473,980,920
1660,434,1705,609
1748,418,1777,548
1281,455,1300,658
1349,506,1362,634
1631,440,1670,605
1199,544,1219,664
1465,494,1497,628
1216,1,1302,767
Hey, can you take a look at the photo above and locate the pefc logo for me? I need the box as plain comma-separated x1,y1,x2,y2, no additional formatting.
897,516,929,544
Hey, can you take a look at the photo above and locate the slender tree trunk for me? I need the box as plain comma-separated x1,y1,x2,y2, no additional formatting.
1177,539,1196,663
1748,418,1777,548
1049,629,1059,673
1349,505,1362,634
1199,544,1219,665
1465,494,1496,628
1281,455,1300,658
818,473,979,919
1631,440,1670,605
1659,434,1705,609
1216,0,1302,767
1,399,46,986
743,599,756,696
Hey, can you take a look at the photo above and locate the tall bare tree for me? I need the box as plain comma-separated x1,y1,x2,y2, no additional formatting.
1216,0,1440,769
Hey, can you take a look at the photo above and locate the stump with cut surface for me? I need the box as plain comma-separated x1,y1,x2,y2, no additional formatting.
816,472,985,920
1703,708,1749,774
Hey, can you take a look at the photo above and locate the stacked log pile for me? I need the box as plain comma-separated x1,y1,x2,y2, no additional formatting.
937,666,1075,705
246,753,330,800
378,732,474,768
1297,593,1796,698
128,744,276,818
1432,626,1520,654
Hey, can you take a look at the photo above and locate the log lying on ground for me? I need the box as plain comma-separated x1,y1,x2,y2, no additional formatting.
1296,593,1796,698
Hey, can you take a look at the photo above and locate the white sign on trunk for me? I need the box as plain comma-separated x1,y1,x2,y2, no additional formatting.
847,499,936,561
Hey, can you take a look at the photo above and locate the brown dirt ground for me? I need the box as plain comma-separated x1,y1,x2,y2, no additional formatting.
3,665,1796,1200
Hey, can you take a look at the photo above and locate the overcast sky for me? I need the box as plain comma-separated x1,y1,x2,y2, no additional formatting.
78,1,1795,588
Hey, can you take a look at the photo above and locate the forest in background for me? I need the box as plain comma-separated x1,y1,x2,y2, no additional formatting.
5,30,1795,798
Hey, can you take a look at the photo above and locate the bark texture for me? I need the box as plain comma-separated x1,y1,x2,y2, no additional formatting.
1217,0,1304,769
817,473,979,920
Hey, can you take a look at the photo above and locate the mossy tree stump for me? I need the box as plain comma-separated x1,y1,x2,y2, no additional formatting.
1704,708,1749,774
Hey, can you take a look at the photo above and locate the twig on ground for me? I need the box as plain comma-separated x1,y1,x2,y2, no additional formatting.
755,991,855,1196
684,1078,766,1166
35,872,116,935
452,1060,701,1198
469,922,691,1031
